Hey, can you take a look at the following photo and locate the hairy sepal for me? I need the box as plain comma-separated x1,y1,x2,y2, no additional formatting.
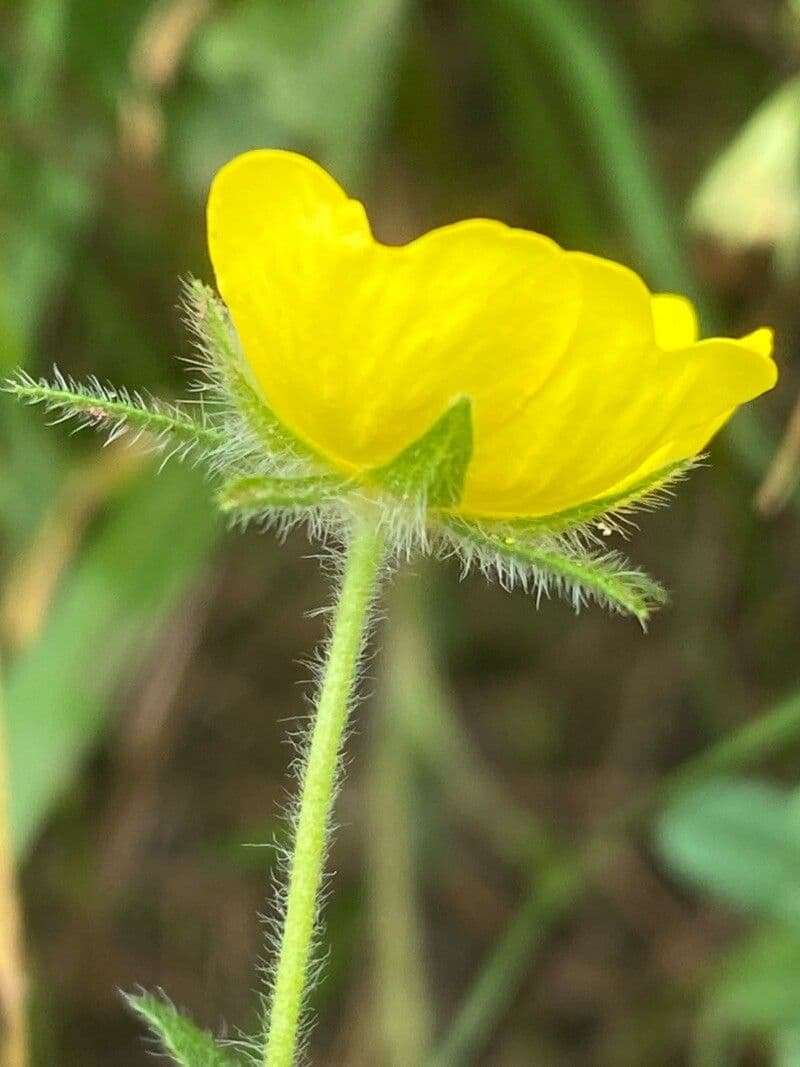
4,369,223,460
125,991,243,1066
184,279,321,468
444,519,667,625
218,472,352,515
474,459,698,543
369,395,473,508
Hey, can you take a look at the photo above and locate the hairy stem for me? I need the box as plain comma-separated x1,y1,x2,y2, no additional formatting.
264,519,386,1067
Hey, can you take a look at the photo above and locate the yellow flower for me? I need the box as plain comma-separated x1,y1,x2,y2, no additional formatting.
207,149,776,521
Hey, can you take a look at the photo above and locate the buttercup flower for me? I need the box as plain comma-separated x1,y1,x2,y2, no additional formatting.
8,148,778,623
207,149,776,523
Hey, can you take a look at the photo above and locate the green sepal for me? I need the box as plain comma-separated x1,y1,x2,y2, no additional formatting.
218,472,351,514
445,519,667,625
476,459,695,538
4,371,225,453
187,279,321,463
125,991,243,1066
369,395,473,507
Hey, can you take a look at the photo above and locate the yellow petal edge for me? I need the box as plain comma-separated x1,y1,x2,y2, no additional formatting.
207,149,777,520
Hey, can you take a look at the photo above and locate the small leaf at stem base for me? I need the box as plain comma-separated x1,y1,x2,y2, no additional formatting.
125,991,243,1066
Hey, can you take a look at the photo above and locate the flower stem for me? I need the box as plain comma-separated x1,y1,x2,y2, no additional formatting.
264,519,386,1067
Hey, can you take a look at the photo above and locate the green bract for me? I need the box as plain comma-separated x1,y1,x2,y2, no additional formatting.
370,395,473,509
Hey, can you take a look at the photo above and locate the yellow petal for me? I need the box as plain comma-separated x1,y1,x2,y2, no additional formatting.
459,258,776,517
601,333,777,497
208,149,582,473
651,293,699,349
740,326,774,358
207,150,778,520
461,252,654,514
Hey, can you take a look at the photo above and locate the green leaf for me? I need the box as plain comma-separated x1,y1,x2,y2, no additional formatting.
370,396,473,508
445,520,666,624
777,1029,800,1067
5,463,219,857
218,472,351,514
654,777,800,926
125,992,242,1067
710,927,800,1033
689,75,800,276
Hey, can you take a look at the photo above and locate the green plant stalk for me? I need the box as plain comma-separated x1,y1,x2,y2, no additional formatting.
497,0,694,296
432,686,800,1067
264,519,386,1067
466,0,602,250
368,672,433,1065
392,571,551,868
430,855,586,1067
367,580,439,1065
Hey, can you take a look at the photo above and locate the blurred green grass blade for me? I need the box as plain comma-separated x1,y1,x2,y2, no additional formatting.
177,0,409,194
1,0,100,360
0,164,96,360
493,0,694,294
711,928,800,1034
0,400,66,550
5,463,218,859
63,0,152,109
777,1029,800,1067
433,688,800,1066
9,0,68,119
465,0,602,250
654,777,800,925
429,856,586,1067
